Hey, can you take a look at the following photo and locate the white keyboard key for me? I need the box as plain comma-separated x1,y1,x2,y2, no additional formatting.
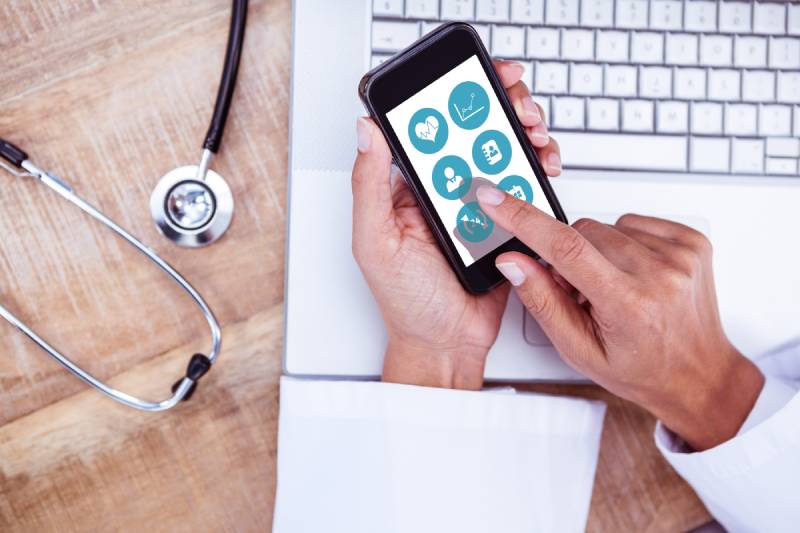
527,28,560,59
406,0,439,18
777,72,800,104
754,2,786,35
492,25,525,57
605,65,637,97
766,158,798,175
562,30,595,61
545,0,579,26
510,0,543,24
552,97,585,129
769,38,800,69
795,106,800,136
685,1,717,32
791,4,800,36
690,137,730,173
570,63,603,95
372,21,420,52
587,98,619,130
536,62,569,93
422,21,444,34
742,71,776,102
374,0,404,17
691,102,723,135
666,34,699,65
476,0,509,22
622,100,654,132
674,68,706,100
700,35,733,67
557,132,688,171
596,31,629,63
581,0,614,28
724,103,758,136
708,69,741,102
631,32,664,64
759,104,792,136
474,24,491,47
640,66,672,98
442,0,476,20
766,138,800,158
616,0,648,29
656,101,689,133
719,2,752,33
650,0,682,31
731,139,765,174
371,54,392,68
734,36,768,68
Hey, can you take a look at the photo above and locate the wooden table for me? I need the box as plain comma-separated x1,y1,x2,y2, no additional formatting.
0,1,710,531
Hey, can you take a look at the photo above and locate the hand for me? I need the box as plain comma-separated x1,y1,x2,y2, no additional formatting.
474,187,764,450
352,60,561,390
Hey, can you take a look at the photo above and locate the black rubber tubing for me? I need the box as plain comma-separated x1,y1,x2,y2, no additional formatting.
202,0,248,154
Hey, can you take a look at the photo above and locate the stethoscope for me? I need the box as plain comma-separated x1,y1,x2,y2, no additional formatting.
0,0,247,411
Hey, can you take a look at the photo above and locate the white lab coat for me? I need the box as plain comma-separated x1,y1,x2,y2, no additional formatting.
273,340,800,533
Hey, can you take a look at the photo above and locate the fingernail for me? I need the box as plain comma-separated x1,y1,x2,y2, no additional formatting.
476,185,506,206
496,262,526,286
529,129,549,143
522,95,541,121
547,152,562,173
356,117,372,153
507,61,524,74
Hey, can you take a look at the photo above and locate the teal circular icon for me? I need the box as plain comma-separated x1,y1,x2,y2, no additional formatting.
456,202,493,243
472,129,512,175
408,108,448,154
432,155,472,200
498,175,534,204
448,81,490,130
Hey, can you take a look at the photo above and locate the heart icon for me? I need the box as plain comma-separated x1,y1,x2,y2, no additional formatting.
414,115,439,142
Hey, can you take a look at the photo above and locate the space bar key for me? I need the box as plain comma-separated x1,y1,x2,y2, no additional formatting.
555,132,688,172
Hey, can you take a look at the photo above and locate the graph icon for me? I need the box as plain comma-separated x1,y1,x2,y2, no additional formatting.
448,81,489,130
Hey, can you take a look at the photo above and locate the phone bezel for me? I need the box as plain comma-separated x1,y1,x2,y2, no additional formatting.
360,22,568,293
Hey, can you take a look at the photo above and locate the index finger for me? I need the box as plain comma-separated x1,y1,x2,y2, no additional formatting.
476,185,624,301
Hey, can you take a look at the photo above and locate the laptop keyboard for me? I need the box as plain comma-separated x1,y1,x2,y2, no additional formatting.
371,0,800,177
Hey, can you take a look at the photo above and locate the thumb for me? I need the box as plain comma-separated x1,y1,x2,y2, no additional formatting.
495,252,602,372
352,117,395,247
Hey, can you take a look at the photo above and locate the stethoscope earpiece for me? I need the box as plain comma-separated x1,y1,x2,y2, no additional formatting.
150,150,234,247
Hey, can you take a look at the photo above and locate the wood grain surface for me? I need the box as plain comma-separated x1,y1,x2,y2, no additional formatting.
0,1,710,531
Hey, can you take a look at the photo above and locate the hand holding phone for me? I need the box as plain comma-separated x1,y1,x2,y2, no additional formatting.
360,23,567,293
351,56,562,390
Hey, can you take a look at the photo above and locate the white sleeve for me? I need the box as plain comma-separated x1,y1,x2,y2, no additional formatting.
655,341,800,533
273,377,606,533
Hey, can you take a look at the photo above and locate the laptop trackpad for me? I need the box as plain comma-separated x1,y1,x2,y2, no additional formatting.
522,212,711,347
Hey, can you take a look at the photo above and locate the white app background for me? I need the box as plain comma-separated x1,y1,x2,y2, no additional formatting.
387,55,556,266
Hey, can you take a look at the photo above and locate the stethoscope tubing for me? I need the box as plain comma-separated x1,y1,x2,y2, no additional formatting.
203,0,247,154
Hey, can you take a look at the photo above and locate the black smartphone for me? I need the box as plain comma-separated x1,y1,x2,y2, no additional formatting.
359,22,568,294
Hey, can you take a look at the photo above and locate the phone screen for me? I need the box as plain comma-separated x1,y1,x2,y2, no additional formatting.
386,55,556,267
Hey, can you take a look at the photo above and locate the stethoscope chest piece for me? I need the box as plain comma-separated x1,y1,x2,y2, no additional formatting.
151,162,234,247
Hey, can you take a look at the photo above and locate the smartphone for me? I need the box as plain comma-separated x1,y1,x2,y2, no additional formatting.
359,22,568,294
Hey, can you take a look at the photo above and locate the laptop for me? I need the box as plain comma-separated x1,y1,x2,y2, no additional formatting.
286,0,800,381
